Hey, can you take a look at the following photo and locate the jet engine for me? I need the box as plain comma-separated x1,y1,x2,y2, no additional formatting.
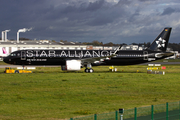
61,60,81,71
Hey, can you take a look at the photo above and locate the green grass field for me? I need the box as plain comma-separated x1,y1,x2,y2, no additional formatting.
0,64,180,119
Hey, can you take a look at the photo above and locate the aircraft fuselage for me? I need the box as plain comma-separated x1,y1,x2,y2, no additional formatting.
3,49,173,66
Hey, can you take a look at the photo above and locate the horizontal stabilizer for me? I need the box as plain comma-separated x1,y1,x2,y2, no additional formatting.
155,52,174,58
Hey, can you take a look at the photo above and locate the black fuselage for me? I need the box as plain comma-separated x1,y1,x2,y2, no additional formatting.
3,49,173,66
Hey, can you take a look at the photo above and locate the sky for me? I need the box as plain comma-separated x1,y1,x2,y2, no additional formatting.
1,0,180,44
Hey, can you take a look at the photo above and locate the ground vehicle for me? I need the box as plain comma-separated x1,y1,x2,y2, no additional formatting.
4,67,32,73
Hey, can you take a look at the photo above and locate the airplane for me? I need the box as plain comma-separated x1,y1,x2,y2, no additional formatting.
3,27,174,73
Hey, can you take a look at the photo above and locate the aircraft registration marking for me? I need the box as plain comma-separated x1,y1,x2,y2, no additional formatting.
27,59,47,61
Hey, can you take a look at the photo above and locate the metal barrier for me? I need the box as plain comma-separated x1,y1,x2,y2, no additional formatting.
70,101,180,120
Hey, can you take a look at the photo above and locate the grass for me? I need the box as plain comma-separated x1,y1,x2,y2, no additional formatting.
0,64,180,119
0,61,8,65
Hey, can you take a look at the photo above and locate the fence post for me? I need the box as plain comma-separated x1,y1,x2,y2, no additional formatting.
115,111,118,120
94,114,97,120
134,107,137,120
166,102,168,120
151,105,154,120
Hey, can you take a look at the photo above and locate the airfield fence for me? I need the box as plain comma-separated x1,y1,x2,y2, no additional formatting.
70,101,180,120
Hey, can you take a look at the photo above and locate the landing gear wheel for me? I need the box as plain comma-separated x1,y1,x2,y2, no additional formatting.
89,68,94,73
84,68,94,73
85,68,89,73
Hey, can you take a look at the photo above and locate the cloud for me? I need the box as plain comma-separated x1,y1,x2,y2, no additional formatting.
161,7,175,15
138,0,148,1
86,0,105,11
1,0,180,44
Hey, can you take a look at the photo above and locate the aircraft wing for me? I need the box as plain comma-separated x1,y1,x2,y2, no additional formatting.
81,54,117,64
81,46,120,64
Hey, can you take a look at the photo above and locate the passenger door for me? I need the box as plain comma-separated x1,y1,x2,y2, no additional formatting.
21,51,26,60
143,51,148,60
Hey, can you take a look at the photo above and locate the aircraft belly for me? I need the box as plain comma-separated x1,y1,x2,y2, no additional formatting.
104,57,145,65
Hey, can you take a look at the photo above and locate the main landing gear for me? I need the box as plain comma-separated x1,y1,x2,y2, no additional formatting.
84,68,94,73
84,63,94,73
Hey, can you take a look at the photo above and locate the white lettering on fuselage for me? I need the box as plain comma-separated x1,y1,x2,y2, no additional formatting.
49,51,56,57
68,51,74,57
40,51,48,57
101,51,109,56
93,51,100,57
25,50,112,58
60,51,67,57
27,50,33,57
27,59,47,61
84,51,92,57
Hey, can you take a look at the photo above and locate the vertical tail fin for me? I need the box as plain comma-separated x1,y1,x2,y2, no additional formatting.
148,27,172,51
2,47,7,54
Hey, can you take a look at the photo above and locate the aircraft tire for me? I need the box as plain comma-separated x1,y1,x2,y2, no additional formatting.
85,68,89,73
89,69,94,73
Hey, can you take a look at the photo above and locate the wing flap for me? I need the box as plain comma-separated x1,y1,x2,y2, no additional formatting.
81,46,120,64
81,54,117,64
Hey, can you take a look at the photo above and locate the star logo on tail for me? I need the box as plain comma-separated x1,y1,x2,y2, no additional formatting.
156,37,166,48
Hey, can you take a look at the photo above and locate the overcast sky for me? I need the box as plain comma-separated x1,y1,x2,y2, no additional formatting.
1,0,180,44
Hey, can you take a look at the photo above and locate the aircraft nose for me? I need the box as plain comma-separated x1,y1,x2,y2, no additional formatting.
3,57,10,64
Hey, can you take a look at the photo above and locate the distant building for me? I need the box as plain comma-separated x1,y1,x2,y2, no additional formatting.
120,45,145,50
87,46,118,50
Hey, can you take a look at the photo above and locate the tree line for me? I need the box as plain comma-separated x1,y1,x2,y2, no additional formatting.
60,40,151,47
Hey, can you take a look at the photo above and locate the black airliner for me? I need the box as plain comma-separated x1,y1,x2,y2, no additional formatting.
3,27,174,73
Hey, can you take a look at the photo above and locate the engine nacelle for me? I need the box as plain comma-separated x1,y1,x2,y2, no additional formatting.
61,60,81,71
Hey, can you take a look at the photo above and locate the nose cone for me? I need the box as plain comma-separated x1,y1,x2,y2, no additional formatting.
3,57,10,64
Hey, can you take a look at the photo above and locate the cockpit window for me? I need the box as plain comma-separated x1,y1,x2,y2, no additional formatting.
10,53,16,56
